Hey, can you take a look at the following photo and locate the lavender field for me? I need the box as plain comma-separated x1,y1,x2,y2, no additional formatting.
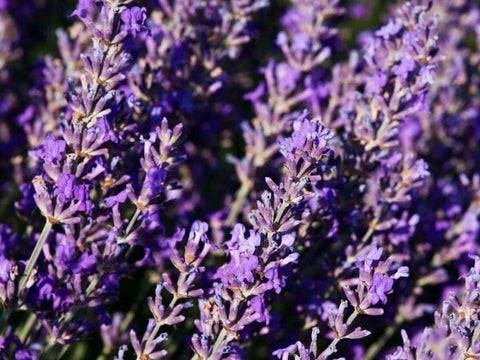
0,0,479,359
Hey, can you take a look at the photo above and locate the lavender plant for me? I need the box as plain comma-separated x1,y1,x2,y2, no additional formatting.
0,0,479,359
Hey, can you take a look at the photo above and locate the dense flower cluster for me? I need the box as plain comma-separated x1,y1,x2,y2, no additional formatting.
0,0,479,359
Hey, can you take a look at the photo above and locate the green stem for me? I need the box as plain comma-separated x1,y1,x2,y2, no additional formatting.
360,226,375,246
363,314,404,360
363,316,402,360
18,312,37,343
226,181,252,227
85,275,99,296
124,208,142,259
57,344,71,359
0,309,12,334
38,338,56,360
125,208,141,237
206,328,227,360
18,222,53,297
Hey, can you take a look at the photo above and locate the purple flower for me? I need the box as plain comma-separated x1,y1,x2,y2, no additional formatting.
369,273,394,305
274,62,301,95
264,262,283,294
120,7,147,38
392,58,416,80
356,245,383,268
104,190,129,208
375,19,402,39
365,71,388,94
54,174,92,213
279,116,332,161
168,221,210,273
1,0,478,358
420,65,435,85
70,0,96,18
250,296,269,324
227,224,261,254
54,174,77,204
0,255,12,282
143,167,167,195
216,250,259,285
36,137,66,164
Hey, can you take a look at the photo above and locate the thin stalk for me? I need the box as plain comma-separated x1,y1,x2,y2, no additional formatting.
360,203,388,247
363,316,401,360
18,221,53,295
85,274,99,296
97,279,153,360
124,208,142,259
38,338,55,360
57,344,71,359
18,312,37,343
206,328,227,360
226,180,252,227
125,208,141,237
0,309,12,334
58,274,100,330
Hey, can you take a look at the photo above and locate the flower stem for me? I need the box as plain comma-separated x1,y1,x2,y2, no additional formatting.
226,180,252,227
18,221,52,296
125,208,141,237
363,315,402,360
18,312,37,342
0,308,12,334
124,208,142,259
206,328,227,360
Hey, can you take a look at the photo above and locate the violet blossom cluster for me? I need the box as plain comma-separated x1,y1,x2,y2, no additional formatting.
0,0,479,359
